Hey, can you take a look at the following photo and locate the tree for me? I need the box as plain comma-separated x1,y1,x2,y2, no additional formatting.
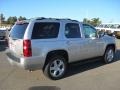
83,18,101,27
7,16,17,24
83,18,91,24
0,13,5,21
18,16,26,21
90,18,101,27
0,13,5,24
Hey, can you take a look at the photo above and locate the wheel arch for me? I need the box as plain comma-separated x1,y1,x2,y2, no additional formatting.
43,49,69,70
105,44,116,52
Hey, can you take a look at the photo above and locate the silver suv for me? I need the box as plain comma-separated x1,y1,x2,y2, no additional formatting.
6,17,116,80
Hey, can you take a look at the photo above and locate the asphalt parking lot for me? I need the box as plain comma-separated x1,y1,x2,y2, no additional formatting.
0,40,120,90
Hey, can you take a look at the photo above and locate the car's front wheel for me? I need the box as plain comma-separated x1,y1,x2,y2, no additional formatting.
43,55,67,80
104,47,115,63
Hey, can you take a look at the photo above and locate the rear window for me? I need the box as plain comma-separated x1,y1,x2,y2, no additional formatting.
32,22,60,39
9,23,28,39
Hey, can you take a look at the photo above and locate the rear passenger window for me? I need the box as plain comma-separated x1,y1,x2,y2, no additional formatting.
65,23,81,38
32,22,60,39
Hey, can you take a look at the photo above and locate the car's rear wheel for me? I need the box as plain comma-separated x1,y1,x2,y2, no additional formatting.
104,47,115,63
43,55,67,80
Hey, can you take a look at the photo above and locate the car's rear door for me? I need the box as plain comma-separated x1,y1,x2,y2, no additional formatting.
64,23,90,62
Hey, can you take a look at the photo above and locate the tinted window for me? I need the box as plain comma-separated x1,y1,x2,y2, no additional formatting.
83,24,97,38
65,23,81,38
32,22,60,39
10,23,28,39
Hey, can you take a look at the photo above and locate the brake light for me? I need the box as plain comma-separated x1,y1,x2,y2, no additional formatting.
23,40,32,57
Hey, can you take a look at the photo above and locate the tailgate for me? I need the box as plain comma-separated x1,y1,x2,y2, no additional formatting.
8,22,29,57
9,38,23,57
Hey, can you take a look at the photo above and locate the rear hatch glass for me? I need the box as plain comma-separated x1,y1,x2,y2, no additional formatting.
10,23,28,39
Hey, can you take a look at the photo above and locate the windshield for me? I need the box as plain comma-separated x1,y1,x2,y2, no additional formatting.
10,23,28,39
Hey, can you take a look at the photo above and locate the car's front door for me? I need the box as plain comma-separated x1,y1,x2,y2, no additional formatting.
82,24,104,58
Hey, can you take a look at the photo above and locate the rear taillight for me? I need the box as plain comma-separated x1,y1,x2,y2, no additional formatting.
23,39,32,57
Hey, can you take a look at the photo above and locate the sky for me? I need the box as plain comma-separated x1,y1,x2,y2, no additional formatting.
0,0,120,23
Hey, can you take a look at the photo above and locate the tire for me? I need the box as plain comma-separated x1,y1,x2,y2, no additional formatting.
103,47,115,64
43,55,67,80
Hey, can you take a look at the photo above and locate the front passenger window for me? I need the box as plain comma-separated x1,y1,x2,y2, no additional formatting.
83,24,97,38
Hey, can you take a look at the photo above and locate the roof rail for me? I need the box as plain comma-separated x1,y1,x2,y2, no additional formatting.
35,17,79,22
71,20,79,22
65,18,79,22
36,17,46,20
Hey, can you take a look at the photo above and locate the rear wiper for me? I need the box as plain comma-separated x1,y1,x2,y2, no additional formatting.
12,38,17,40
11,38,18,41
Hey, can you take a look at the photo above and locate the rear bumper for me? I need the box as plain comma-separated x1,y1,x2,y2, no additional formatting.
6,50,45,70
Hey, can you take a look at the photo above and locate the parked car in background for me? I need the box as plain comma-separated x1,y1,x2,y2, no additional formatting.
6,17,116,80
96,23,120,38
0,26,11,40
0,28,6,40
